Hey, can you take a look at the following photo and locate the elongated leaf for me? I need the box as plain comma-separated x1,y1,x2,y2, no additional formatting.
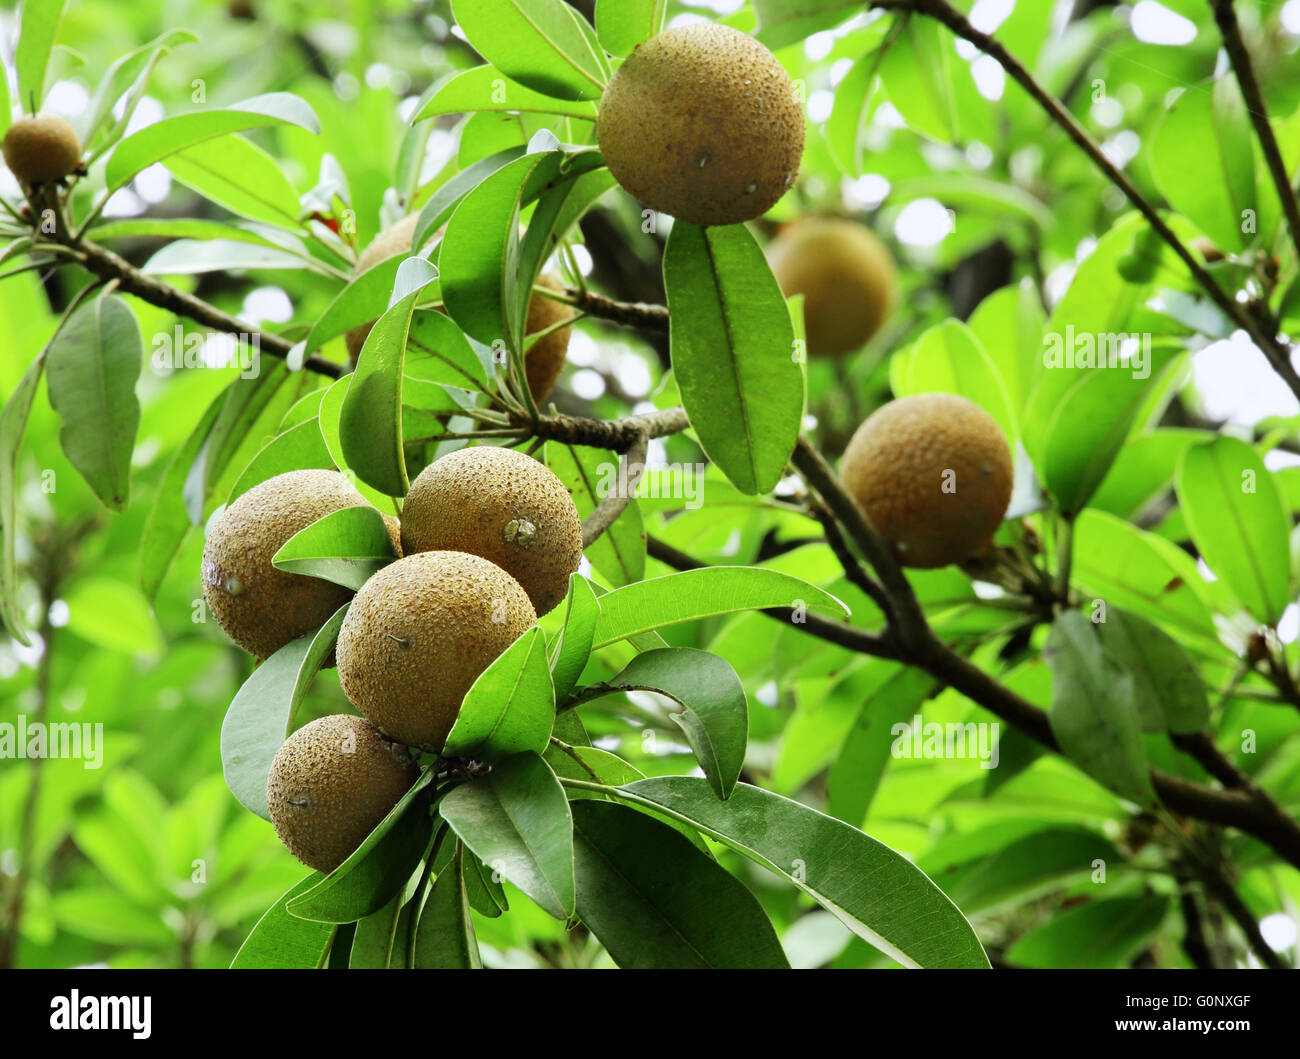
414,66,597,122
551,574,600,702
603,648,747,800
546,443,645,587
1007,895,1169,969
45,293,141,511
272,506,397,590
414,846,481,968
445,627,555,761
1045,611,1155,806
230,872,331,969
16,0,66,112
753,0,859,48
591,568,849,648
890,319,1015,441
595,0,667,56
618,778,989,969
0,353,44,644
440,753,575,919
1176,436,1291,625
1095,609,1210,734
348,893,409,968
287,771,434,923
450,0,607,102
164,134,303,229
879,15,957,142
229,419,334,503
664,222,803,495
572,802,788,968
219,609,347,820
83,30,196,148
105,92,319,190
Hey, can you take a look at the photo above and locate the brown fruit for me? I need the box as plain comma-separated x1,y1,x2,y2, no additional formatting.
2,115,82,186
767,217,897,357
840,393,1013,569
336,551,538,750
345,217,571,397
266,714,419,873
401,445,582,616
596,23,804,226
201,469,399,660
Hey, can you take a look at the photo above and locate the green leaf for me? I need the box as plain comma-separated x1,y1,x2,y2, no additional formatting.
890,319,1015,441
231,872,332,968
1176,436,1291,625
546,443,645,587
590,568,849,648
348,892,410,968
229,419,334,503
572,801,789,968
445,627,555,761
663,222,803,495
340,260,439,496
143,237,312,277
450,0,608,103
164,134,303,229
0,353,44,644
967,279,1045,421
618,778,989,969
139,387,224,601
594,0,667,57
286,770,434,923
602,648,747,800
1007,895,1169,969
1045,611,1155,806
62,577,162,657
272,506,397,590
879,15,958,142
1095,609,1210,734
15,0,66,112
219,610,347,820
414,66,598,122
753,0,859,48
105,92,319,191
1150,79,1256,252
414,845,481,968
83,30,196,148
551,575,601,703
826,24,891,174
45,293,142,511
406,309,491,391
439,752,575,919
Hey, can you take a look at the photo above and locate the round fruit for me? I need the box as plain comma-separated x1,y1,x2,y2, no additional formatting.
401,446,582,616
839,393,1013,569
2,115,82,186
524,275,573,404
336,551,538,750
767,218,897,357
202,469,399,660
267,714,419,873
596,23,804,227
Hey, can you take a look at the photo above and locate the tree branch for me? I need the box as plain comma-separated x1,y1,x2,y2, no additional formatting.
1209,0,1300,267
874,0,1300,404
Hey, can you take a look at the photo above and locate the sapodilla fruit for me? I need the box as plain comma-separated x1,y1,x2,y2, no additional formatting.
335,551,538,750
2,114,82,186
345,216,573,401
840,393,1013,569
201,469,400,660
266,714,419,873
766,217,898,357
401,445,583,617
596,23,804,226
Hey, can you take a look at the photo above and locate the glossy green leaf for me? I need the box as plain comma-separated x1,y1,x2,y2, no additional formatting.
164,134,303,230
663,222,803,495
15,0,66,112
272,506,397,590
414,846,481,968
414,66,597,122
546,442,645,588
444,627,555,761
1007,895,1169,969
229,419,335,503
1095,608,1210,734
594,0,667,56
231,872,332,969
550,574,601,703
0,353,44,644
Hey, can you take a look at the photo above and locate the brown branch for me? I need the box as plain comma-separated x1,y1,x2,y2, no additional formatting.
1209,0,1300,267
563,287,670,334
525,405,689,454
874,0,1300,404
581,433,647,547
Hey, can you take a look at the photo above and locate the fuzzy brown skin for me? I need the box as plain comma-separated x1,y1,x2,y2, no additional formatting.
2,115,82,186
336,551,537,750
345,217,572,395
767,218,898,357
201,469,396,660
267,714,419,873
596,23,804,227
840,393,1013,569
401,446,582,616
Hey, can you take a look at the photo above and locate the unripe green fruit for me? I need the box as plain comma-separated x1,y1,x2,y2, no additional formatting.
267,714,419,873
2,115,82,186
596,23,804,226
401,445,583,617
766,218,897,357
336,551,538,750
201,469,400,660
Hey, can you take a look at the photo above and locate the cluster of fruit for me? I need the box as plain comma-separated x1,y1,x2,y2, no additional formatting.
201,447,582,872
